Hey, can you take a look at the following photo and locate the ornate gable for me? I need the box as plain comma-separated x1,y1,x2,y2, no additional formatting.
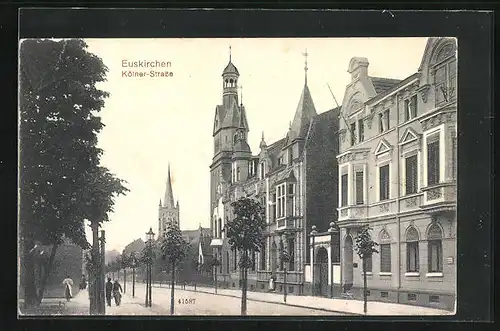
374,138,393,156
399,127,420,145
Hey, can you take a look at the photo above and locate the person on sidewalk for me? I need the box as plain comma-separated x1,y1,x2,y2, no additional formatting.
105,278,113,307
113,280,123,306
62,275,74,302
79,274,87,290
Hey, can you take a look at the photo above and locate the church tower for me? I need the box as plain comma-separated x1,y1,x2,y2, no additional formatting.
158,164,180,237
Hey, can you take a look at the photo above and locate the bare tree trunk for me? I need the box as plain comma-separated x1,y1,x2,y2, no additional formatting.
21,236,38,309
241,250,248,316
124,269,127,293
170,262,175,315
363,257,367,314
36,243,59,305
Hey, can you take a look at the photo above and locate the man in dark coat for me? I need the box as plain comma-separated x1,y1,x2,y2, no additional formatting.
113,280,123,306
105,278,113,307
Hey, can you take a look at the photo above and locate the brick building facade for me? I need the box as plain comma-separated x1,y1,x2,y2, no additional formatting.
336,37,457,310
209,52,340,295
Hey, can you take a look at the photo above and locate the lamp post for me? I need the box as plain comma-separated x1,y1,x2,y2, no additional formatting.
328,222,338,298
145,227,155,308
131,253,137,298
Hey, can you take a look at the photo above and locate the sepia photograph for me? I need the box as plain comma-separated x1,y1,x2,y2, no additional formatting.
18,36,457,317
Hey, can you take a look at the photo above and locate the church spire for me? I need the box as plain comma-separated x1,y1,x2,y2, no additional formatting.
229,45,232,62
163,163,175,208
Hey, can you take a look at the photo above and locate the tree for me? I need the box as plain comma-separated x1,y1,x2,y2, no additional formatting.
354,225,379,314
225,197,266,316
19,39,128,308
159,222,188,315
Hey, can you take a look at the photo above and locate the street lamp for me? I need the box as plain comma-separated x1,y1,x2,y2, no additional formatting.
131,252,137,298
145,227,155,308
328,221,338,298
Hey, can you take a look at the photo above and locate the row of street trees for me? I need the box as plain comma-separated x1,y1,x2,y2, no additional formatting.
19,39,128,308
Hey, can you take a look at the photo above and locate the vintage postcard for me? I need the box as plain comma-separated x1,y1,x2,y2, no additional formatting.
18,36,457,316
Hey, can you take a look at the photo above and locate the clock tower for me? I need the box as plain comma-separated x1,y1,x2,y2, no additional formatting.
158,163,180,237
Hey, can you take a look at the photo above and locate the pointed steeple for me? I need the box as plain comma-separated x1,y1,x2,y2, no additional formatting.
303,48,309,86
259,131,267,149
163,163,175,208
288,79,317,142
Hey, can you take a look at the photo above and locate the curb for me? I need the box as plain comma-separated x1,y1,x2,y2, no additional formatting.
152,285,362,316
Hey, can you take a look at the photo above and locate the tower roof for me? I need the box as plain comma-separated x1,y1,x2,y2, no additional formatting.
223,61,239,76
163,164,175,209
288,84,317,142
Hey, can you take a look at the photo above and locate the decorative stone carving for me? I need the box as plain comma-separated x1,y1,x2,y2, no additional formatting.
436,43,456,63
339,129,347,143
362,151,369,159
353,207,364,217
427,188,442,200
405,197,418,208
409,220,415,227
380,229,390,241
379,203,389,213
365,112,374,129
340,209,348,217
418,84,431,103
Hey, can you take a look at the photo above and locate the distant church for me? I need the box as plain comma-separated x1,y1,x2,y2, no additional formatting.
158,164,180,237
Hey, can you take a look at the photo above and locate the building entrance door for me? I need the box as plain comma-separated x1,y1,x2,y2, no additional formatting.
314,247,329,296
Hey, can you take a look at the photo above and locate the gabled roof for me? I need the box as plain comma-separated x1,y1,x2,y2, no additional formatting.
288,84,317,142
369,77,402,94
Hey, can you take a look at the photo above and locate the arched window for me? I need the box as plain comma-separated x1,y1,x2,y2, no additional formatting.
229,79,234,87
406,226,419,272
433,43,457,106
427,223,443,273
379,229,391,273
225,79,228,88
217,218,222,238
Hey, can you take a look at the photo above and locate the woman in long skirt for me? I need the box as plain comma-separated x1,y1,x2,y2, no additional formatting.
62,275,74,302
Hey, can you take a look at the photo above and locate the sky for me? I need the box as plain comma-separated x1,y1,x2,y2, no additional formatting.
83,37,429,252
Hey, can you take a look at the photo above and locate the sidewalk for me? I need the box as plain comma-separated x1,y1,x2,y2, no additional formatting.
68,289,167,315
157,283,453,316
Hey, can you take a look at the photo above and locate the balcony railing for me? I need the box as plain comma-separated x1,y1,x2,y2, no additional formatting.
399,193,423,212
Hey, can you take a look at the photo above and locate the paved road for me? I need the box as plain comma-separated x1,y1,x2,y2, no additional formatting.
129,282,345,315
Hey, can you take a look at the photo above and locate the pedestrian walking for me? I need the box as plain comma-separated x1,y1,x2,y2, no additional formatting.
113,279,123,306
105,277,113,307
62,275,74,302
79,274,87,290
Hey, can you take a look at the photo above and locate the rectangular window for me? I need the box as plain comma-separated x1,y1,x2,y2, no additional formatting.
408,293,417,301
378,113,384,133
350,122,356,146
405,154,418,194
405,95,418,121
236,167,240,181
277,185,286,218
435,65,447,105
288,184,296,217
288,238,295,271
407,241,419,272
380,244,391,273
428,240,443,272
379,164,390,201
341,174,348,207
427,136,440,186
358,119,364,142
429,295,440,303
381,291,389,298
355,171,364,205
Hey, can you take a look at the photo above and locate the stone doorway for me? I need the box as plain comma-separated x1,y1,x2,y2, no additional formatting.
343,235,354,291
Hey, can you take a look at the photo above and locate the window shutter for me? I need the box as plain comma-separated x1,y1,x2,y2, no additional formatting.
380,244,391,272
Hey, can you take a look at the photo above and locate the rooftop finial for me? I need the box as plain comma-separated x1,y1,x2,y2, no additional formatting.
229,45,232,62
289,121,292,130
302,48,308,86
261,131,265,140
